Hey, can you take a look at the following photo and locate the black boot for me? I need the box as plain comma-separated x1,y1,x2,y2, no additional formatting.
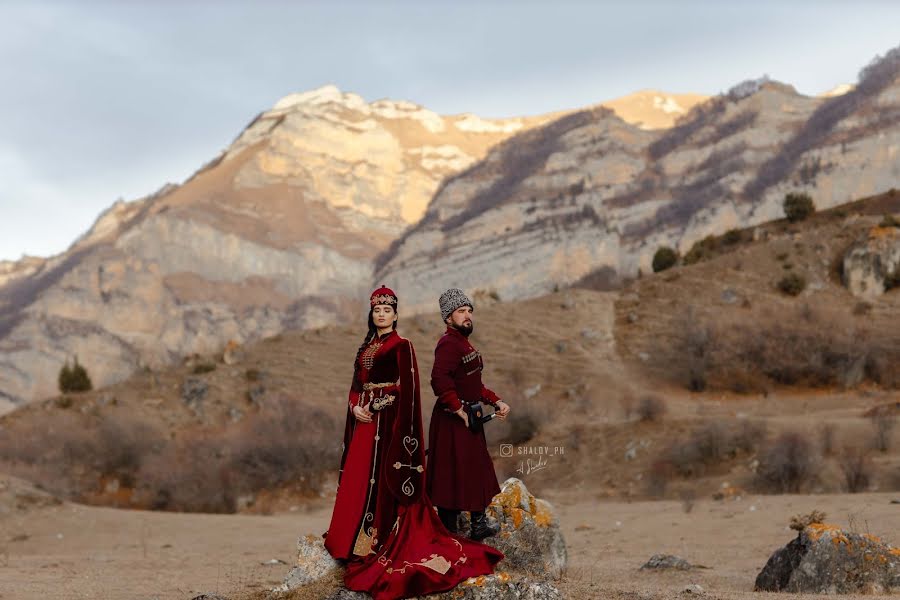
437,507,460,534
470,510,499,541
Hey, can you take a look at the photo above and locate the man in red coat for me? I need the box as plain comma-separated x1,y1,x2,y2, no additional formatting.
427,288,511,541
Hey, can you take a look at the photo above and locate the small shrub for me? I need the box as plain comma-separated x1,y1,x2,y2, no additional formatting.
636,395,667,422
245,368,261,382
853,302,872,316
679,487,697,513
662,419,765,478
878,213,900,228
790,510,827,531
683,236,717,265
58,357,93,393
838,445,872,493
777,273,806,296
54,396,74,409
783,192,815,223
192,362,216,375
885,270,900,292
683,318,712,392
723,229,742,245
755,431,817,493
870,413,896,452
652,247,679,273
819,423,837,457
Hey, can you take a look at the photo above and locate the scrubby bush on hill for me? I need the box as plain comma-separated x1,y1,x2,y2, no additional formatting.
58,357,93,393
652,246,678,272
0,394,341,513
783,192,815,223
683,235,718,265
777,272,806,296
754,431,817,493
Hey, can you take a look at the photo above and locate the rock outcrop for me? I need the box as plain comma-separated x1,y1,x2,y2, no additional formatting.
755,522,900,594
842,225,900,298
481,478,567,579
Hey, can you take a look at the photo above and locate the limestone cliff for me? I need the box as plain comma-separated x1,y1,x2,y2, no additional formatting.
0,87,554,408
377,49,900,314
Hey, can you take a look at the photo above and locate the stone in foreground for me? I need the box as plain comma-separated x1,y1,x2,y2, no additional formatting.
482,477,568,579
640,554,693,571
755,522,900,594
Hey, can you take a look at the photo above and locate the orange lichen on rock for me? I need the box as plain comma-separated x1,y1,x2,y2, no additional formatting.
491,482,535,515
863,534,883,544
496,571,512,583
534,499,554,527
889,547,900,557
869,225,900,239
509,507,526,529
805,523,852,548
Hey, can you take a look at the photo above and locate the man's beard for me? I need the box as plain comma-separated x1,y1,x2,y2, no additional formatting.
452,321,474,337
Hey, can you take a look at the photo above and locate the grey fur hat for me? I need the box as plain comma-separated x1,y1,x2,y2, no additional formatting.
439,288,474,321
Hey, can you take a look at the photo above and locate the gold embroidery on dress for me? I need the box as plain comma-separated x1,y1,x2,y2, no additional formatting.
419,554,452,574
362,379,399,390
353,524,377,556
360,338,383,370
391,433,423,495
370,394,395,411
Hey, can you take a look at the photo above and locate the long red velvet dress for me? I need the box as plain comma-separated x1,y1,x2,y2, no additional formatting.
323,330,503,600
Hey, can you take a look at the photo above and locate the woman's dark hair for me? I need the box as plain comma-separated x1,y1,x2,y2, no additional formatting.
352,305,398,381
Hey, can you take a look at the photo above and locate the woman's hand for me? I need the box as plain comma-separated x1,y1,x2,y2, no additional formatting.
495,401,510,420
455,407,469,428
353,404,373,423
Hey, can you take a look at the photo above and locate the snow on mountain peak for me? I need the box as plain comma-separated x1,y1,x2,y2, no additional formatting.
272,85,367,112
652,95,685,114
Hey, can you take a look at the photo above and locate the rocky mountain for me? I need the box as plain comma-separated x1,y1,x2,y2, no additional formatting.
0,86,563,410
599,89,709,130
3,46,895,411
376,48,900,314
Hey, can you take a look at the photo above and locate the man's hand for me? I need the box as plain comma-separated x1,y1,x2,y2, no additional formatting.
455,407,469,427
495,401,510,420
353,404,373,423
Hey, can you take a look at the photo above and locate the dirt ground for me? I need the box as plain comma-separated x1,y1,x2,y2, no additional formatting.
2,471,898,600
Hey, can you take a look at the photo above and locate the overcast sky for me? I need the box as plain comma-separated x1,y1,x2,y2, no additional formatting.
1,0,898,262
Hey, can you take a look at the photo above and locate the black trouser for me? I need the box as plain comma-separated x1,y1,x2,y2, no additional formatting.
437,507,486,532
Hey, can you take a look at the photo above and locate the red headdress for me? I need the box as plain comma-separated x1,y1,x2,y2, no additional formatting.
370,284,398,307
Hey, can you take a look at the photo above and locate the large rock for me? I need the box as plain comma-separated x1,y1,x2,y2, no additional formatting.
755,522,900,594
842,226,900,299
273,534,341,593
483,478,568,579
640,554,693,571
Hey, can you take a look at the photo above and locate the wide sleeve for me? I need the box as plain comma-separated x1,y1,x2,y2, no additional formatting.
430,337,463,413
347,364,363,409
384,339,425,505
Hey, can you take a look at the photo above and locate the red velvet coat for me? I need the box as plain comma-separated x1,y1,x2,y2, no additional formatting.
323,329,503,599
426,326,502,511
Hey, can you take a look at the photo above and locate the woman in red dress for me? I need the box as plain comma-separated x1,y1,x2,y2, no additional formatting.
324,285,504,600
